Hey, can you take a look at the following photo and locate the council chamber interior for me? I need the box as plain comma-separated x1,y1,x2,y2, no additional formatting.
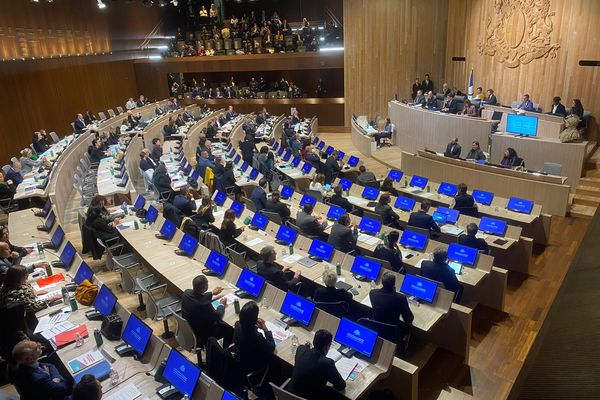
0,0,599,399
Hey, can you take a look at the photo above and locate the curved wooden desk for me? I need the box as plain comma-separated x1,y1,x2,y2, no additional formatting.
351,117,376,156
482,104,564,140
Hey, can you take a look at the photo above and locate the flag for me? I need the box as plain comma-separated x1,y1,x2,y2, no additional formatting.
467,68,474,99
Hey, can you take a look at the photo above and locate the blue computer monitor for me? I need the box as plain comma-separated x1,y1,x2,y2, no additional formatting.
162,349,201,397
133,194,146,210
249,168,259,180
230,201,245,217
479,217,507,236
301,162,312,174
361,186,380,200
388,169,404,182
205,250,229,275
506,197,534,214
190,169,199,182
472,190,494,206
347,156,359,167
400,274,438,303
276,225,298,245
94,285,117,316
214,190,227,206
291,156,301,168
277,146,284,156
334,318,378,358
272,142,279,151
183,164,192,176
282,151,292,162
312,136,319,145
506,114,539,137
400,230,428,251
409,175,428,189
308,239,334,262
432,211,448,224
337,151,345,161
236,269,265,298
221,391,241,400
435,207,460,224
300,194,316,207
327,205,346,220
251,212,269,231
160,220,176,240
394,196,416,211
280,185,294,200
240,162,249,172
51,225,65,249
339,178,352,191
317,140,325,150
447,243,478,266
359,217,382,235
233,154,241,164
60,241,77,268
325,145,334,155
437,182,458,197
280,292,316,327
178,233,198,255
74,261,93,285
45,210,56,230
350,256,382,281
145,205,159,224
41,198,51,214
121,314,153,356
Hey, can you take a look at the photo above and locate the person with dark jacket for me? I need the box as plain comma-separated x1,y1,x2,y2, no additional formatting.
181,275,233,347
370,271,414,326
500,147,522,168
313,269,352,305
162,118,178,140
233,301,276,375
139,151,157,173
458,223,489,253
150,138,163,163
256,245,300,290
173,190,196,216
453,183,475,210
88,140,107,164
549,96,566,116
213,161,238,194
239,134,257,166
324,151,342,184
330,185,353,212
152,163,174,200
420,247,463,301
219,209,244,247
250,178,268,211
86,195,121,243
296,203,327,239
327,213,358,254
373,230,404,273
408,200,440,233
287,329,346,399
444,137,462,158
190,196,215,230
264,192,290,221
380,177,399,197
374,194,401,228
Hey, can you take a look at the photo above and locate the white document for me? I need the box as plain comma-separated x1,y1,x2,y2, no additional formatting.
326,347,343,363
34,310,71,333
282,254,303,264
40,321,77,340
37,289,61,301
244,238,265,247
335,358,358,381
360,296,372,307
104,383,142,400
357,234,379,245
263,320,293,345
441,225,464,236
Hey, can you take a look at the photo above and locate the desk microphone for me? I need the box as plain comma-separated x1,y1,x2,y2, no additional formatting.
43,248,60,258
31,235,50,241
351,274,361,289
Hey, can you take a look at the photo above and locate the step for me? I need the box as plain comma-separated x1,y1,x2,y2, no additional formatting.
579,177,600,188
437,387,474,400
575,185,600,197
569,204,597,219
585,169,600,178
573,193,600,207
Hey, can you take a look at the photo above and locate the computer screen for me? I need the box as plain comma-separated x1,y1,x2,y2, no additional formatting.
280,185,294,200
60,241,77,268
506,197,534,214
359,217,382,235
337,151,345,161
334,318,378,358
277,146,284,156
276,225,297,245
308,239,334,262
233,154,241,164
400,274,438,303
283,151,292,162
409,175,428,189
248,168,259,180
240,162,249,172
472,190,494,206
435,207,460,224
213,190,227,206
325,145,334,155
94,285,117,316
42,198,51,213
160,219,177,240
447,243,478,266
236,269,265,298
400,230,428,251
350,256,382,281
190,169,200,182
178,233,198,255
312,136,319,145
134,195,145,210
183,164,192,176
162,349,201,397
280,292,316,327
145,205,159,224
122,313,153,356
506,114,539,137
388,169,404,182
74,261,94,285
437,182,458,197
339,178,352,191
230,201,245,217
317,140,325,150
394,196,416,211
300,194,316,207
301,162,312,174
272,142,279,151
221,391,241,400
361,186,380,200
347,156,359,167
479,217,507,236
251,212,269,231
205,250,229,275
45,210,56,230
327,205,346,220
51,225,65,249
432,211,448,224
291,156,301,167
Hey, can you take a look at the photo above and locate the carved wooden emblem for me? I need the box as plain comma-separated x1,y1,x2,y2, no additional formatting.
478,0,560,68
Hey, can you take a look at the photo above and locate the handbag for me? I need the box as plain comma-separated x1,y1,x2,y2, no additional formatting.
74,279,98,306
100,313,123,340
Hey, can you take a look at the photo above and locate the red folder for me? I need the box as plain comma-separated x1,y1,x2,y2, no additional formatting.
37,274,65,288
54,324,89,347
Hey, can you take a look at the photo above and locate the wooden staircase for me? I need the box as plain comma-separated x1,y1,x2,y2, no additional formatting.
571,146,600,218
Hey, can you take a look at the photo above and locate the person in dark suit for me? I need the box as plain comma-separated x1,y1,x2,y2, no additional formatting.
369,271,414,326
444,137,462,158
373,230,404,273
250,178,268,211
441,92,459,114
181,275,233,347
136,95,147,107
226,105,236,120
86,195,121,244
239,134,257,165
549,96,566,116
219,209,244,247
163,119,178,140
330,185,353,212
453,183,475,210
150,138,163,163
313,269,352,304
205,121,217,139
411,78,422,100
256,245,300,290
484,89,498,106
420,247,463,301
173,190,196,216
152,163,173,198
465,141,486,161
413,90,425,106
374,194,401,229
139,151,157,173
408,200,440,233
74,113,87,134
458,223,489,253
265,192,290,221
500,147,522,168
233,301,276,375
421,74,434,93
324,151,342,184
88,140,107,164
296,203,327,238
12,340,71,400
287,329,346,399
327,213,359,254
213,161,238,194
5,161,24,186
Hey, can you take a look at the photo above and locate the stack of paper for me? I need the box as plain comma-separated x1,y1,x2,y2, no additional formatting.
67,349,105,374
104,383,142,400
33,309,71,333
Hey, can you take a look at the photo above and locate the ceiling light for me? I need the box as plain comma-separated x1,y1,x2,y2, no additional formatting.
97,0,106,8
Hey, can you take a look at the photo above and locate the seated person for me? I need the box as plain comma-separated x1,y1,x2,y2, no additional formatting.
12,340,71,400
5,160,24,186
413,90,425,105
441,92,459,114
516,94,535,111
458,223,489,253
150,138,163,163
420,247,463,301
250,178,268,211
373,230,404,273
233,301,276,376
374,117,394,146
173,189,196,216
309,173,327,195
374,194,401,228
257,245,300,290
74,113,87,133
500,147,522,168
264,191,290,221
444,137,462,158
163,119,178,140
459,99,477,116
549,96,566,116
139,150,157,176
182,275,233,347
424,90,437,109
408,200,440,233
190,196,215,231
219,209,244,247
71,374,102,400
19,148,44,175
465,141,486,161
85,195,121,244
324,151,342,184
0,242,39,283
196,150,215,178
152,163,174,200
369,271,414,326
453,183,475,210
287,329,346,399
330,185,353,212
484,89,497,105
0,171,16,203
357,165,377,186
328,213,359,254
0,265,58,313
296,203,327,239
313,269,352,304
380,177,399,196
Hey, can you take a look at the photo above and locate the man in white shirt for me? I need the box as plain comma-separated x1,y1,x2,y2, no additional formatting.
125,97,136,110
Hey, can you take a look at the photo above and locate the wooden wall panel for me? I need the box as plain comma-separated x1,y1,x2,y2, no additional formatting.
445,0,600,140
343,0,449,126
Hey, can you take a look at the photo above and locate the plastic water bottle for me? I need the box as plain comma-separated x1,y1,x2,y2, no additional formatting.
289,243,294,255
109,369,119,386
61,287,69,305
154,359,167,381
75,333,84,347
370,280,377,290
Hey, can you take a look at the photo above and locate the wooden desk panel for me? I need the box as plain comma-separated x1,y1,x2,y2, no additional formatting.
351,117,376,156
482,104,564,140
